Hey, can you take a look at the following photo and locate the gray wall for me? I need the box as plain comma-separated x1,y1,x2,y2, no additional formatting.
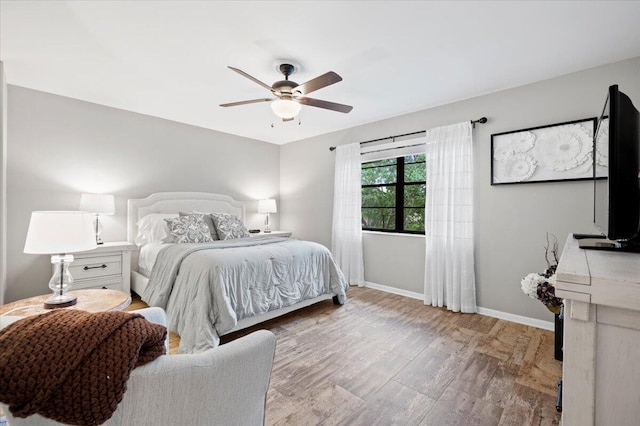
280,57,640,321
0,63,6,305
5,86,280,303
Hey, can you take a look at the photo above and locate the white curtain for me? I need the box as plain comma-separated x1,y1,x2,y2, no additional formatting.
331,142,365,286
424,122,476,313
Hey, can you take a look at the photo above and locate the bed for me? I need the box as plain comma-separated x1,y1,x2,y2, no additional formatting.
127,192,348,353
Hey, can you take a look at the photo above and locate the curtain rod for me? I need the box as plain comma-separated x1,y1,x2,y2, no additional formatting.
328,117,487,151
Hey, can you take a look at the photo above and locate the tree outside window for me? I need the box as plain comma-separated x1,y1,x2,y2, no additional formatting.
361,154,425,234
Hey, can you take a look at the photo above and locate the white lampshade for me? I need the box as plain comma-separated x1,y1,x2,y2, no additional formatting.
24,211,98,254
258,199,277,214
271,99,301,119
79,193,115,215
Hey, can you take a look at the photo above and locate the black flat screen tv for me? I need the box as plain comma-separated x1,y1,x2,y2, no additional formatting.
581,84,640,252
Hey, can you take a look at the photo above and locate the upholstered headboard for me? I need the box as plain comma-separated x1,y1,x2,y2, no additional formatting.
127,192,246,244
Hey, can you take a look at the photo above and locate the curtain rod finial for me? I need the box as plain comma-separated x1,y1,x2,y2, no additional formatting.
471,117,488,128
329,146,336,151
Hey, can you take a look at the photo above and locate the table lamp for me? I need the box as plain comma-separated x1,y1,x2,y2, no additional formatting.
80,193,115,244
258,199,277,233
24,211,97,308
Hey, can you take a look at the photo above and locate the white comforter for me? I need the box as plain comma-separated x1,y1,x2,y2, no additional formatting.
143,237,348,353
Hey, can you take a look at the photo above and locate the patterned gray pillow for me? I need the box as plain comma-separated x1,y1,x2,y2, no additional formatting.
179,212,219,240
165,215,214,243
210,213,250,240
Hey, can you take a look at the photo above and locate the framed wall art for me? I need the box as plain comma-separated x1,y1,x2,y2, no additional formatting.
490,118,607,185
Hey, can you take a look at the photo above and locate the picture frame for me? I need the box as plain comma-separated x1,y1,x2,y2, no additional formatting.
490,117,606,185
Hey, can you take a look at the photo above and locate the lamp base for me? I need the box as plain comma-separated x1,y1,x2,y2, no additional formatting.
264,212,271,233
44,293,77,309
95,214,104,245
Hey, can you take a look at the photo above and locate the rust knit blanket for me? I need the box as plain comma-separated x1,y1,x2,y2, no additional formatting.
0,309,167,425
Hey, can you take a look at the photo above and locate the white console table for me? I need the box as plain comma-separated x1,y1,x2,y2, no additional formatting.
555,235,640,426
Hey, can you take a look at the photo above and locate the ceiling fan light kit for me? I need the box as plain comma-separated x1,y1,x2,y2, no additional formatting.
271,98,301,119
221,61,353,122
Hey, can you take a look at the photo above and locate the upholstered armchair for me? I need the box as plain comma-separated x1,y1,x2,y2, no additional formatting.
0,308,277,426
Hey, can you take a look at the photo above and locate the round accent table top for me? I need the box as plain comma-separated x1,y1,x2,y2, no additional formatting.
0,289,131,318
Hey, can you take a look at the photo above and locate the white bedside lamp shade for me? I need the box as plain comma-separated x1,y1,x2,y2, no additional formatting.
24,211,97,254
24,211,97,309
79,194,115,215
258,199,277,214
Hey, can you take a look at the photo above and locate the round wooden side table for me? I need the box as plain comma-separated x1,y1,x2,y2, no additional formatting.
0,289,131,318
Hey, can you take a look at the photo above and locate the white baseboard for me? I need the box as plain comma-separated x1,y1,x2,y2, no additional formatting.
476,306,554,331
363,281,423,300
363,281,554,331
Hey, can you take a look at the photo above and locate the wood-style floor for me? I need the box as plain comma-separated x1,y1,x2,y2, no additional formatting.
128,287,562,425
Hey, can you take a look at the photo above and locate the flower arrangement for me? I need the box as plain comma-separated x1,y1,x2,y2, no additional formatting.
521,234,563,314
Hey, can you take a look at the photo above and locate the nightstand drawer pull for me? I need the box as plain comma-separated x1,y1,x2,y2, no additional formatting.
84,264,107,271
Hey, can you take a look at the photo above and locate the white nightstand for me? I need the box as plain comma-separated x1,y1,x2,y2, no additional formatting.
64,241,137,294
250,231,292,238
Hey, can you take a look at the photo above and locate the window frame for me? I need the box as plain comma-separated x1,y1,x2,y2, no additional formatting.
361,155,426,235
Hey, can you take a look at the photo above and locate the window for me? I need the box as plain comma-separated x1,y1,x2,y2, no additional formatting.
361,154,426,234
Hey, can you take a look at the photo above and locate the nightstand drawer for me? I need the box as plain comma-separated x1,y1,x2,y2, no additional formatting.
70,255,122,280
72,276,122,291
65,241,135,295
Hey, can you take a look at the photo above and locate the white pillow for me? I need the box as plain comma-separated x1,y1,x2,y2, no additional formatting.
135,213,178,246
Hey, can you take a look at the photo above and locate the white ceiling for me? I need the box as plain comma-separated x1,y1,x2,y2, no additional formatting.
2,1,640,145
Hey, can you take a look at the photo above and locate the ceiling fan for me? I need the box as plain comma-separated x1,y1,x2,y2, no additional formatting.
220,62,353,121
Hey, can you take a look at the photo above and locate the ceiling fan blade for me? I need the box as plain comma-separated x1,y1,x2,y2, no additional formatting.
297,97,353,113
293,71,342,96
228,66,278,95
220,98,274,107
